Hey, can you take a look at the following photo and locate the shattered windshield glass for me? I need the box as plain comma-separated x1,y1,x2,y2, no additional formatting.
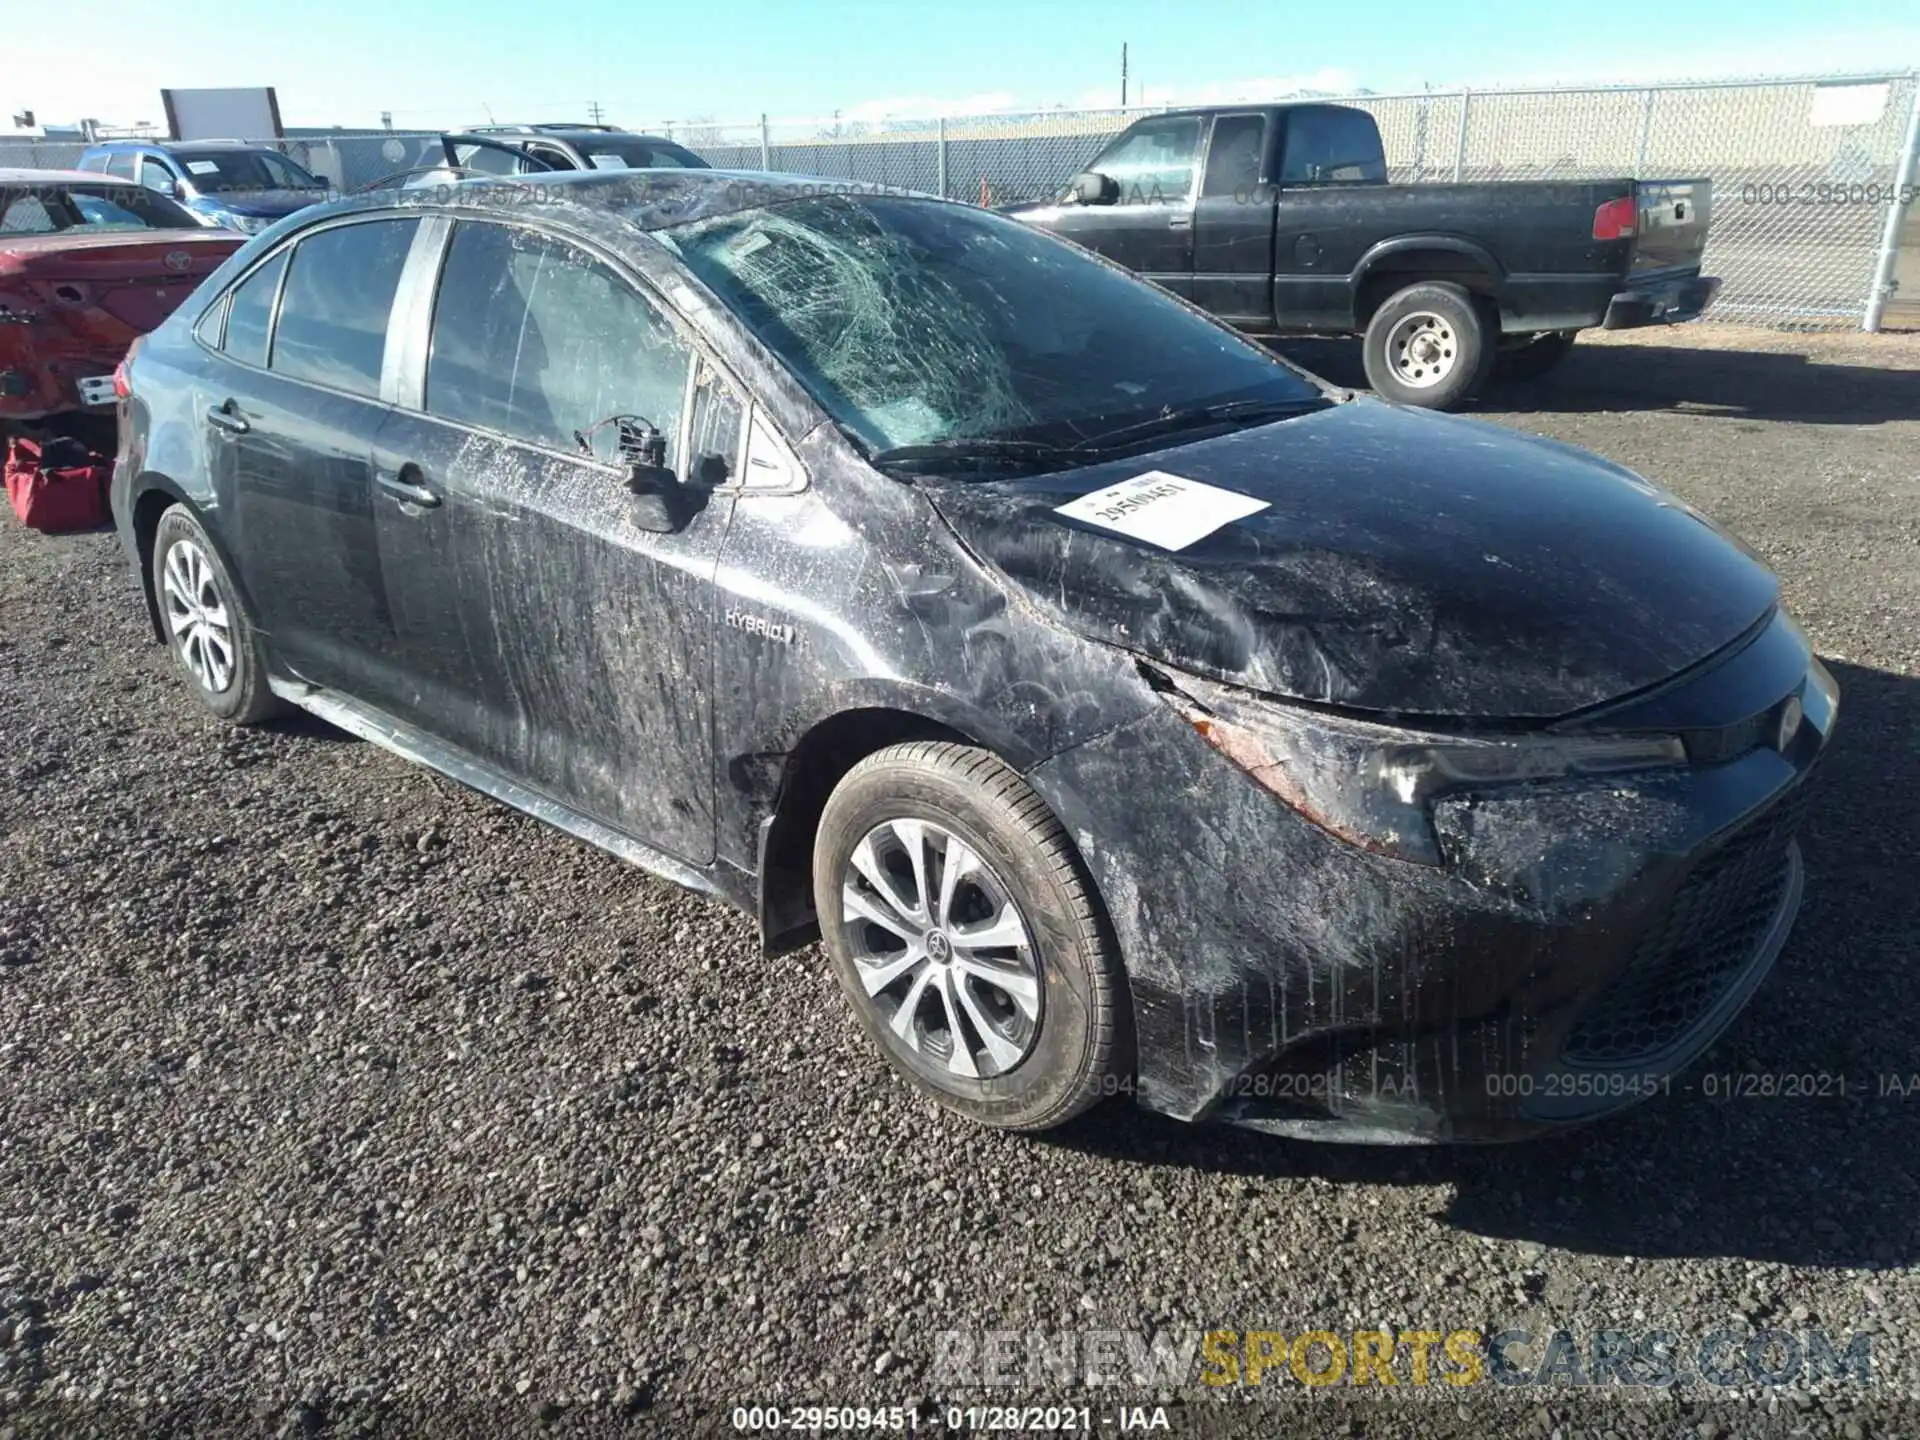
663,195,1323,459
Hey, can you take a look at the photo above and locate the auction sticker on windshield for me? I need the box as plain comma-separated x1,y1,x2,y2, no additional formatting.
1053,471,1270,551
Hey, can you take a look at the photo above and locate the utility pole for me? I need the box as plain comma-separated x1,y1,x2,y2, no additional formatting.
1120,43,1128,108
588,100,604,124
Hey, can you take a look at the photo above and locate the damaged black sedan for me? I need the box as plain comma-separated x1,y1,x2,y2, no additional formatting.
112,171,1835,1142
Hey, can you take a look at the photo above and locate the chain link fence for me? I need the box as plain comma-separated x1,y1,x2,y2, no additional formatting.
664,73,1920,329
6,72,1916,328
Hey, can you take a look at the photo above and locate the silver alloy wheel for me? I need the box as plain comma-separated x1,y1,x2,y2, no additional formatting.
1384,310,1459,388
839,817,1042,1080
161,537,235,694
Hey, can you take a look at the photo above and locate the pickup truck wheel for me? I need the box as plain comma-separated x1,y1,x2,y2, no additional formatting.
814,741,1130,1132
1494,331,1578,383
1362,282,1494,411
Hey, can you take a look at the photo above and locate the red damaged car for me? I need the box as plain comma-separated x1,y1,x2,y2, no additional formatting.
1,169,243,424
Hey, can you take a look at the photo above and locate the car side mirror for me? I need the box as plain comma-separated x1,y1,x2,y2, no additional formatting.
625,462,687,533
1069,171,1119,205
149,175,181,199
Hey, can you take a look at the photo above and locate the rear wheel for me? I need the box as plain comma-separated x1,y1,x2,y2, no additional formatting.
151,505,281,725
1361,281,1494,411
1493,330,1578,383
813,741,1129,1131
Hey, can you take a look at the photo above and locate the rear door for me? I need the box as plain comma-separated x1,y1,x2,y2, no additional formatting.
1045,114,1201,297
369,217,737,863
1191,112,1276,325
202,215,421,694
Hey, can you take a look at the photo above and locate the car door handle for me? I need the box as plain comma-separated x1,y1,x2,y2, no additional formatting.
1168,213,1194,230
376,465,441,510
206,400,249,435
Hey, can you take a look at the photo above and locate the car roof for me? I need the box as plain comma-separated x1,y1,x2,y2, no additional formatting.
86,139,276,152
357,168,919,233
465,126,688,146
0,167,137,185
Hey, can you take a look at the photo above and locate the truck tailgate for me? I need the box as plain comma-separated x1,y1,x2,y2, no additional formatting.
1632,178,1711,272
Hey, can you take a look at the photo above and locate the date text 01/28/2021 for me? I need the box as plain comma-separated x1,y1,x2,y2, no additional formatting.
730,1404,1171,1431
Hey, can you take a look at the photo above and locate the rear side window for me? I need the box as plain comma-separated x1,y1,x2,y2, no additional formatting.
1279,108,1387,185
222,250,288,369
104,153,138,181
426,221,692,461
270,219,419,398
0,196,55,233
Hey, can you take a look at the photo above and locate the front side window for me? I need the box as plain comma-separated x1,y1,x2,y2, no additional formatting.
666,195,1322,460
270,219,418,397
222,250,289,369
1084,116,1203,202
426,221,692,462
104,153,137,181
138,156,179,195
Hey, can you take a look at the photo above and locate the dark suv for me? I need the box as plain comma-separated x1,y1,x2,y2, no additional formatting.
78,141,330,234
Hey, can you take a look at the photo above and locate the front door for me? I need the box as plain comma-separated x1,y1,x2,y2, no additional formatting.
371,218,736,864
1046,114,1202,297
207,217,419,693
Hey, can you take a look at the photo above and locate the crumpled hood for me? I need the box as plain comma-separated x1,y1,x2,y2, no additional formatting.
922,398,1779,720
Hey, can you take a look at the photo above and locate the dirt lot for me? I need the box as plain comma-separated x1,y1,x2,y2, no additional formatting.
2,326,1917,1438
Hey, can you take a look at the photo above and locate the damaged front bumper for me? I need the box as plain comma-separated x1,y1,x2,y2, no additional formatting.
1026,614,1836,1143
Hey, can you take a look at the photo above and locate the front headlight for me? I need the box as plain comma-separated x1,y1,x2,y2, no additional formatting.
1155,669,1685,865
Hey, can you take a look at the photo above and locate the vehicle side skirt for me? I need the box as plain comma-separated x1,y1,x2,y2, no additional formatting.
267,677,747,907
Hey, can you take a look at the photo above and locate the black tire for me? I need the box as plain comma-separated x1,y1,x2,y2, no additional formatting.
1361,280,1495,411
150,505,282,725
813,741,1129,1131
1493,330,1578,383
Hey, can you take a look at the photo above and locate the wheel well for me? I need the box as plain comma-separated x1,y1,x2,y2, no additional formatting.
1355,254,1501,329
130,485,182,642
757,708,974,954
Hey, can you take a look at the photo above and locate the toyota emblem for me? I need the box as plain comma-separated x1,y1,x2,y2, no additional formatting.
164,250,193,273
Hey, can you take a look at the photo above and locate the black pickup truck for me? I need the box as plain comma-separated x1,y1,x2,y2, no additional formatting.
1006,103,1718,408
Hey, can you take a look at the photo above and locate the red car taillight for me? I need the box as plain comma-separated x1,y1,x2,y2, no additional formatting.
1593,195,1637,241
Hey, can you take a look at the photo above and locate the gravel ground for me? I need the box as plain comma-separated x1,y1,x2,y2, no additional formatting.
2,327,1917,1438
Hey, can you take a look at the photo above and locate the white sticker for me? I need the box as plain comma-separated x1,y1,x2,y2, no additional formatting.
1052,470,1269,551
186,160,221,175
588,153,629,169
730,230,772,257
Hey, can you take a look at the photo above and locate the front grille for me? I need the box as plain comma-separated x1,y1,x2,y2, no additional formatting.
1563,782,1812,1067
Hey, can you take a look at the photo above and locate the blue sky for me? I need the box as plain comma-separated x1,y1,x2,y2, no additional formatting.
6,0,1917,134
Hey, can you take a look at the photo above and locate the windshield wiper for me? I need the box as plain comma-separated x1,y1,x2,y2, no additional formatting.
867,438,1081,475
1068,395,1332,452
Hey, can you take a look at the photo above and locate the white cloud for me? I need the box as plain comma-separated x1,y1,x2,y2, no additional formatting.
1067,68,1363,111
834,91,1019,124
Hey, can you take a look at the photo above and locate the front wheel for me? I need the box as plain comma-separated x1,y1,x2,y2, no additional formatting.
813,741,1130,1131
1361,281,1495,411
